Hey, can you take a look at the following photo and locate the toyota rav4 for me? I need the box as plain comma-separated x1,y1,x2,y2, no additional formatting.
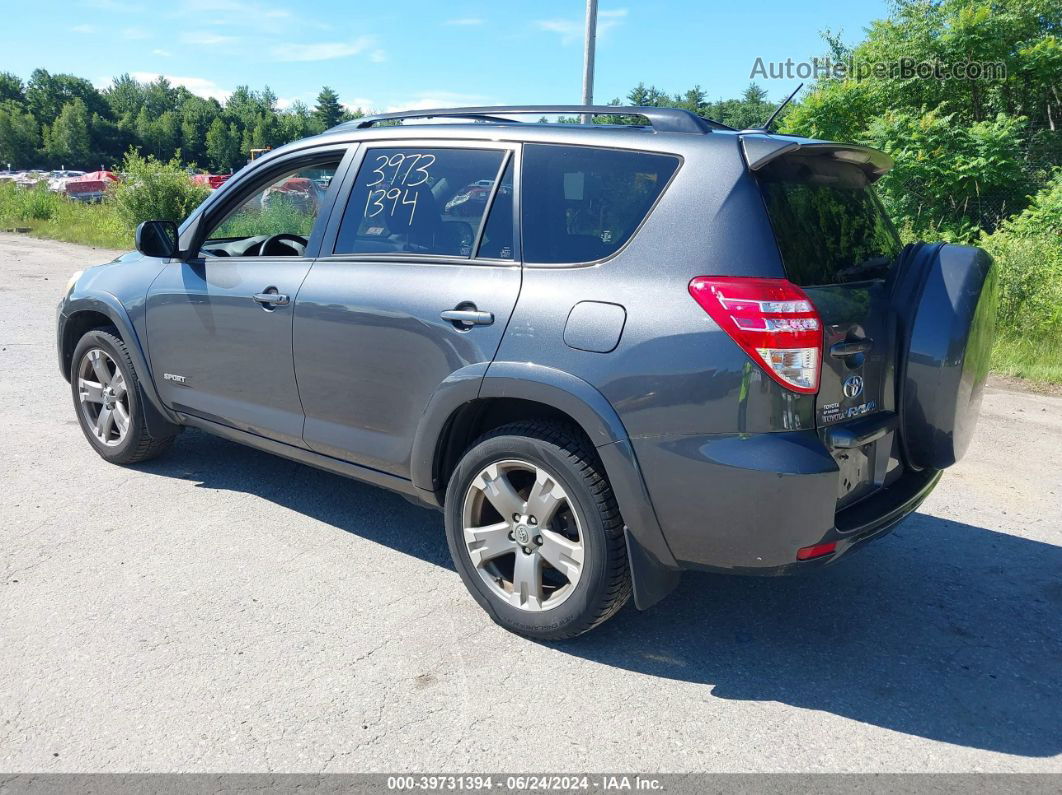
57,105,997,639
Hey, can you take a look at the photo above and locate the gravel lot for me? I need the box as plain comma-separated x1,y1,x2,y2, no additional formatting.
1,232,1060,773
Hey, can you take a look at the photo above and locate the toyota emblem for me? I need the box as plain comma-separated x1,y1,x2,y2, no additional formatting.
843,375,864,399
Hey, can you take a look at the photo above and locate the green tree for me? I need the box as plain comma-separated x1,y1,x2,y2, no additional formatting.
868,109,1030,239
0,72,25,105
104,73,146,118
780,0,1060,239
26,69,109,126
279,100,323,141
205,117,240,171
0,101,38,167
314,86,343,129
43,98,92,167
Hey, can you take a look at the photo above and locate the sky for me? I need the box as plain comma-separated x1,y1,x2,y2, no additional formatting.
2,0,890,113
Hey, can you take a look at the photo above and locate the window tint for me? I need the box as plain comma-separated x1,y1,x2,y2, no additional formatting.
207,162,339,247
475,158,514,259
335,147,506,257
758,157,902,286
522,144,679,264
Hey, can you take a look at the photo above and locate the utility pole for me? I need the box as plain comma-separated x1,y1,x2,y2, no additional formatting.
581,0,598,124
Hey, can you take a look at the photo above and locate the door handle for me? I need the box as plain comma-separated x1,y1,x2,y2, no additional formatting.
830,338,873,357
253,289,289,307
441,308,494,327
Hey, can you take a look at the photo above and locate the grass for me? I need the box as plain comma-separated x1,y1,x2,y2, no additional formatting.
0,183,130,249
19,202,130,249
992,335,1062,385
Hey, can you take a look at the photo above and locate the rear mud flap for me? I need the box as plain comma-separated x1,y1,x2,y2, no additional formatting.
624,526,682,610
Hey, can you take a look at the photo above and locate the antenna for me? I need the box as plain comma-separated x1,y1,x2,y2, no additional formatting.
760,83,803,132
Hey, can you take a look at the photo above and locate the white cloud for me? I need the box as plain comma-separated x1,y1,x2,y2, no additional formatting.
369,49,387,63
179,31,238,46
536,7,627,45
173,1,319,33
445,17,484,26
599,9,628,31
535,18,580,44
130,72,232,102
384,92,492,113
152,48,173,57
341,97,376,113
71,24,96,33
271,36,376,62
121,26,150,39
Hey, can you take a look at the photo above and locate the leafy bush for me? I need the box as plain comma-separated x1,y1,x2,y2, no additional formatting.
980,172,1062,382
868,110,1030,242
107,150,209,231
0,182,64,222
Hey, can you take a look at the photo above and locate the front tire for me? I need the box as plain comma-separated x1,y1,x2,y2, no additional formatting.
444,421,631,640
70,329,176,465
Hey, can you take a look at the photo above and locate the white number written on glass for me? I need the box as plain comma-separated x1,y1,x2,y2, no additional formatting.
365,152,435,188
364,187,419,224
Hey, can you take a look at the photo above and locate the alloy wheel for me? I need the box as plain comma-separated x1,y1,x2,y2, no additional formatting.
461,459,585,611
77,348,130,447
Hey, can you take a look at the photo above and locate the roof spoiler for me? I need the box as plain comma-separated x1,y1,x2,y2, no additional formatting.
741,133,894,182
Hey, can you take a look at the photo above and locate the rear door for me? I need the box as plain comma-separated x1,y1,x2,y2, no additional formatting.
292,140,520,478
756,153,904,506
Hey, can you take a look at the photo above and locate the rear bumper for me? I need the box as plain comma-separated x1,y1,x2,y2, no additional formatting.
632,429,940,574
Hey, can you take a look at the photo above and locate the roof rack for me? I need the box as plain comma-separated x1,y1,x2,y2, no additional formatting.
337,105,732,134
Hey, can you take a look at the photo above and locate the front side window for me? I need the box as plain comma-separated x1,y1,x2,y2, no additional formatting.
521,144,680,264
334,147,508,257
202,161,340,257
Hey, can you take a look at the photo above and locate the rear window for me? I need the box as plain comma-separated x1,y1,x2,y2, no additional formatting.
522,144,679,264
758,156,901,286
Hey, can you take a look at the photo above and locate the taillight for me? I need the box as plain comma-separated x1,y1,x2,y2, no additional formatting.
688,276,822,394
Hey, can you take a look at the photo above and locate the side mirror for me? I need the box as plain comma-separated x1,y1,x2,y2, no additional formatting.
135,220,179,258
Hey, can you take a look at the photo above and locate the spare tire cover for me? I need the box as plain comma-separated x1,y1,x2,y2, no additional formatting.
895,243,998,470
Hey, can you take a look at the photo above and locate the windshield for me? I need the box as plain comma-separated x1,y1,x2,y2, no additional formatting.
758,155,902,287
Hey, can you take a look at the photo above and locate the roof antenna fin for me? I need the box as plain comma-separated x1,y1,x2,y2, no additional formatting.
759,83,803,133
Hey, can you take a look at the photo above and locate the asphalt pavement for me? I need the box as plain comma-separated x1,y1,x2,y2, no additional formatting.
1,233,1059,773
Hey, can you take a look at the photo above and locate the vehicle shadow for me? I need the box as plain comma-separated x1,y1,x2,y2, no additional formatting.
558,514,1062,758
136,429,1061,758
134,428,452,570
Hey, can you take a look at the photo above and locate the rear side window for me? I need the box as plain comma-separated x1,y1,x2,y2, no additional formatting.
334,147,507,257
758,156,902,286
522,144,679,264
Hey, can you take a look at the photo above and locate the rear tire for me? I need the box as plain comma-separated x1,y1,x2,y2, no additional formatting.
444,420,631,640
70,329,176,465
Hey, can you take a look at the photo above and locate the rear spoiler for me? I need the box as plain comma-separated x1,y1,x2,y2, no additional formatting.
741,133,894,183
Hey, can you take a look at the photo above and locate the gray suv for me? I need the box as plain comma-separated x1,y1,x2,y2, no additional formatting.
57,106,998,639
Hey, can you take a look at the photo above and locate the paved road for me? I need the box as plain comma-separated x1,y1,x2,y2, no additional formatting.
1,233,1060,773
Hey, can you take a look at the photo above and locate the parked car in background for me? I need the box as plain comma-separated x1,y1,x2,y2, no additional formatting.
56,105,997,639
47,170,86,193
191,173,233,191
64,171,118,202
